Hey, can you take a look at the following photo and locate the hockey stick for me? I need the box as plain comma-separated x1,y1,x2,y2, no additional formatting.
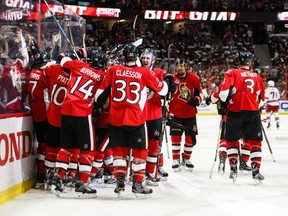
108,38,143,55
126,147,132,182
132,15,138,41
60,0,75,48
155,97,170,179
261,122,275,162
43,0,79,60
209,119,223,178
168,118,194,133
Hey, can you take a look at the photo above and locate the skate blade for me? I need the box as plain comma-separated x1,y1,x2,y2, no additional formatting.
218,164,225,176
239,170,251,175
159,176,168,181
173,167,181,172
74,193,97,199
253,179,263,186
133,193,152,199
230,173,237,184
145,180,159,187
34,183,45,190
218,170,225,176
184,167,193,172
116,191,125,198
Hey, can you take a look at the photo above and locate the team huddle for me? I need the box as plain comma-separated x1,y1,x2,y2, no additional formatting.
27,38,276,199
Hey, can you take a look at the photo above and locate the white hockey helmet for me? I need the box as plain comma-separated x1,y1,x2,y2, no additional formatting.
268,80,275,87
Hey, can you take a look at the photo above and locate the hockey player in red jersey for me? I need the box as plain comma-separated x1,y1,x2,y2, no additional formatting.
168,59,202,172
27,51,50,189
89,54,118,187
218,51,265,184
51,48,105,198
43,54,79,190
140,48,169,186
95,44,174,196
208,86,251,176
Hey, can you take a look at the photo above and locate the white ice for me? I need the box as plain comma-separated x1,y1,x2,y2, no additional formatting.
0,115,288,216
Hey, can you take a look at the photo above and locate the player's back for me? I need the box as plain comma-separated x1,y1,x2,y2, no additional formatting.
45,64,70,126
224,69,264,112
27,68,49,121
61,59,104,117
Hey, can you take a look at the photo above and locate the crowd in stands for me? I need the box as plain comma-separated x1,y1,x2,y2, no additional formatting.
85,19,287,98
66,0,288,11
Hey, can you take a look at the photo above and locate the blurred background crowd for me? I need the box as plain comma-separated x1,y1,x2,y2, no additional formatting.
0,0,287,114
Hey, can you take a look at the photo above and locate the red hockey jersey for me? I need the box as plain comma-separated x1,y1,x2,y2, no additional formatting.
96,65,168,126
219,68,265,112
146,68,165,121
27,68,49,122
169,72,202,118
60,58,104,117
44,63,70,127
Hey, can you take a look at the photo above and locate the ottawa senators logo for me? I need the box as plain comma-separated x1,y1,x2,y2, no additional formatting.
178,83,191,101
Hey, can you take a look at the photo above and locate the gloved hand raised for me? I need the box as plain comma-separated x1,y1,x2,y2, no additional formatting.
163,73,174,90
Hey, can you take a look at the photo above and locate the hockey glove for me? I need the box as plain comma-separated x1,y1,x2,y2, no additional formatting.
205,95,212,105
188,96,201,107
167,112,174,126
92,107,103,119
217,100,228,115
30,40,39,56
163,73,174,90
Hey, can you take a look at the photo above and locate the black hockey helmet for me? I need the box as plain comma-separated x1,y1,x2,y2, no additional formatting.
64,49,79,60
175,58,187,66
86,47,106,69
35,51,50,65
123,44,138,61
239,51,251,65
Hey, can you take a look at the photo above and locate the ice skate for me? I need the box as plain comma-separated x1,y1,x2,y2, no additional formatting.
132,180,153,199
252,163,264,186
182,155,194,172
172,158,181,172
74,180,97,199
44,169,54,191
218,154,226,176
158,166,168,178
114,173,126,198
34,173,45,190
145,173,159,186
104,169,117,184
267,122,271,129
276,122,280,129
50,173,64,192
229,159,238,184
239,160,251,174
104,175,117,184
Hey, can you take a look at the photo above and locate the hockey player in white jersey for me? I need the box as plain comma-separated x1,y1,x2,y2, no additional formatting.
265,80,280,129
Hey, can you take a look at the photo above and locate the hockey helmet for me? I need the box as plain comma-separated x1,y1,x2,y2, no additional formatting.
106,54,120,68
239,51,251,65
86,47,106,69
140,48,156,68
268,80,275,87
64,50,78,60
123,44,138,61
35,51,50,65
175,58,187,66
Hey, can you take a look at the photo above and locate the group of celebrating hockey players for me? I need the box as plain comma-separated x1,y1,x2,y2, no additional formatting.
0,24,277,199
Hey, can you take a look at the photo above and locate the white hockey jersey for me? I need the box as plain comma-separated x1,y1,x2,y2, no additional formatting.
265,86,280,106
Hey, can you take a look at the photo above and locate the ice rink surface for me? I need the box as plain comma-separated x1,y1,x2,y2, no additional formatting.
1,115,288,216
